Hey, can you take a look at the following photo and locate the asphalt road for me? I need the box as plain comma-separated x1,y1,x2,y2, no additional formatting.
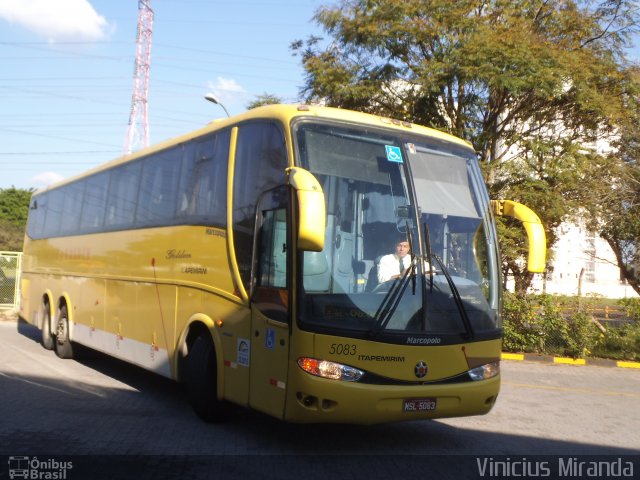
0,319,638,479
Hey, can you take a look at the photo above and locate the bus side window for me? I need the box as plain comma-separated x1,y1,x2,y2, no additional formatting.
136,146,182,226
60,181,84,235
252,186,290,323
27,193,47,239
176,130,229,226
105,162,142,228
43,189,63,238
257,208,287,288
80,171,109,232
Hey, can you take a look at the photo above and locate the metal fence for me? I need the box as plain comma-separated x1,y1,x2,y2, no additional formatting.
533,304,634,327
0,251,22,310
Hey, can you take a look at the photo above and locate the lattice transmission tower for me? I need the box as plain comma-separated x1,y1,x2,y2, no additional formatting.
124,0,154,154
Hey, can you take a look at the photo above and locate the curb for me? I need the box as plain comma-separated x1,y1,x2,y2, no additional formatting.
501,352,640,370
0,310,18,322
0,307,18,322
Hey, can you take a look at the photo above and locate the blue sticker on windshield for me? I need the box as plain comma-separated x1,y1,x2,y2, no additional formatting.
385,145,403,163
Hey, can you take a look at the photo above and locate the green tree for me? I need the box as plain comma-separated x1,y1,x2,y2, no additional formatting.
293,0,639,294
0,220,25,251
246,93,284,110
0,187,33,251
585,66,640,294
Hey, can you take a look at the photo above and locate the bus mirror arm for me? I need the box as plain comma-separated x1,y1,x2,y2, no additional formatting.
286,167,326,252
491,200,547,273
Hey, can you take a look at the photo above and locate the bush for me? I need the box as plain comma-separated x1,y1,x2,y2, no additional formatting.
502,293,540,353
592,321,640,361
502,294,600,359
618,297,640,322
565,310,599,358
537,295,571,355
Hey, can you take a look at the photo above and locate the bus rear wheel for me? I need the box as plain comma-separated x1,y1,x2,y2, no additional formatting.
186,335,229,422
41,303,54,351
54,305,74,359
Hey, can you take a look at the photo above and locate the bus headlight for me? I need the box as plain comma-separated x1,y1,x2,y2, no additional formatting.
297,357,364,382
468,361,500,381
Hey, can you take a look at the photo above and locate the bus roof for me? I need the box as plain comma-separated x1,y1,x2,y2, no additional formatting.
34,104,474,194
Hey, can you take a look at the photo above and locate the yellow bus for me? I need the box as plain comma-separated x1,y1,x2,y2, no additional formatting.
20,104,545,424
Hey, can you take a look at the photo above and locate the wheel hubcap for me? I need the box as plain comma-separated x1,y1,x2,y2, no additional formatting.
56,318,67,343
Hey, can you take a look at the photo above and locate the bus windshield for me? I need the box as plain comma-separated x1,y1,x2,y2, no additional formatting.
295,121,501,341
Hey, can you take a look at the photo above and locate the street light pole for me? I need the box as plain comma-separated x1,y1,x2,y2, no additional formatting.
204,93,230,117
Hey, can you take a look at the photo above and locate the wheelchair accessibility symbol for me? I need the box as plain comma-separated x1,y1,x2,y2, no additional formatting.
385,145,403,163
265,328,276,350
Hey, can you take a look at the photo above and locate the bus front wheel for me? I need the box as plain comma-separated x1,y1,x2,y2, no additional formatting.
186,335,229,422
54,305,74,359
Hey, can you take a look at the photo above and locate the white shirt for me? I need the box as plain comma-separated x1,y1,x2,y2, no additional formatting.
377,253,411,284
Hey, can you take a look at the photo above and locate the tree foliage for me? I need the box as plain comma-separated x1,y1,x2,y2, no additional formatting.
293,0,639,293
0,187,32,251
0,221,25,251
246,93,284,110
593,71,640,293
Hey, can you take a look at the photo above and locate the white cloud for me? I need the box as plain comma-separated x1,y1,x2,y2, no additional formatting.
0,0,111,42
206,77,248,106
32,172,65,187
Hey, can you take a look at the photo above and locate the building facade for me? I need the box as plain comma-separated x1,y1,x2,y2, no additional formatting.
525,220,638,299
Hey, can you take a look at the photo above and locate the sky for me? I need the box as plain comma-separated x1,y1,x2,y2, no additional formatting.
0,0,325,190
0,0,638,191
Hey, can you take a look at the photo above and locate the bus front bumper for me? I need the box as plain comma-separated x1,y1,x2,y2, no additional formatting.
284,370,500,424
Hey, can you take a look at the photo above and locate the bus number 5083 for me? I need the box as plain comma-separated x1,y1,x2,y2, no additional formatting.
329,343,357,356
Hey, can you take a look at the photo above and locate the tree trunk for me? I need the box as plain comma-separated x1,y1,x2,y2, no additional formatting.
604,236,640,296
506,261,534,296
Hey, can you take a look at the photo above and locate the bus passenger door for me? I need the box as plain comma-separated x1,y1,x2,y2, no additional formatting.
249,186,291,418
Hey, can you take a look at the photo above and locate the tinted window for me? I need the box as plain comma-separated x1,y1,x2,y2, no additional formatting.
137,146,182,226
43,189,63,237
252,186,290,323
60,181,85,235
233,122,287,288
26,130,232,238
105,162,142,228
79,171,109,233
177,130,230,226
27,195,46,239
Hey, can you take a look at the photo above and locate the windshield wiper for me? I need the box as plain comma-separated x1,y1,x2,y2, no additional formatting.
418,222,434,331
430,254,474,340
423,223,434,293
369,256,415,337
406,221,417,295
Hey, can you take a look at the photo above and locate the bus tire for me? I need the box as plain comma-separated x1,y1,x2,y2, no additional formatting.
41,303,54,351
186,335,228,422
54,305,74,359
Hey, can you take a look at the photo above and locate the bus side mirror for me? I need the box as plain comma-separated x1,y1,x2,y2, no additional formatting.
286,167,326,252
491,200,547,273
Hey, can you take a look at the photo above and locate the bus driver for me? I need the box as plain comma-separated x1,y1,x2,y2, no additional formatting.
377,238,412,284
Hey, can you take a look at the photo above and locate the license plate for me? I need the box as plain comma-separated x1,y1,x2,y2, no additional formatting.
403,398,437,412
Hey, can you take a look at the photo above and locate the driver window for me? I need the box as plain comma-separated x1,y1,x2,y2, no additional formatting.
252,187,289,323
257,208,287,289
